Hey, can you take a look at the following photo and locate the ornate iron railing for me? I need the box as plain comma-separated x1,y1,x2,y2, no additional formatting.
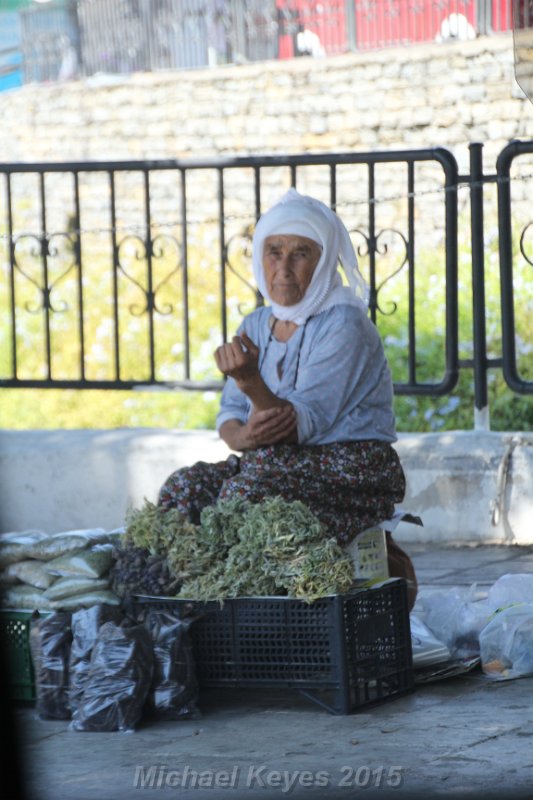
1,143,531,406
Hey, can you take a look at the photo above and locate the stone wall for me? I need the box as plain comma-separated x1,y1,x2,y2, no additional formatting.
2,33,532,272
1,34,532,174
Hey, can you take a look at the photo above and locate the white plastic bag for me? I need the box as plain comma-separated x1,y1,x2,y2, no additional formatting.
479,603,533,680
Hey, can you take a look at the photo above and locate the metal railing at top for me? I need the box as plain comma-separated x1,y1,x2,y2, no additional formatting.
14,0,518,85
0,143,532,407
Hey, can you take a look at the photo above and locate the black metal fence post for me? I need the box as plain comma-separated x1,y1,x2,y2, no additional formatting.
496,139,533,395
469,142,490,429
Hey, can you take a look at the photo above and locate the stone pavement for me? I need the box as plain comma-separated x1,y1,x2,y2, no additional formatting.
7,543,533,800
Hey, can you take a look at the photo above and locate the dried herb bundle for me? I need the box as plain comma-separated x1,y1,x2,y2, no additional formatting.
124,501,197,555
119,496,355,603
180,496,355,603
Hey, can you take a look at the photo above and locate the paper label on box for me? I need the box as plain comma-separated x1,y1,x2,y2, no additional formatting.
345,527,389,584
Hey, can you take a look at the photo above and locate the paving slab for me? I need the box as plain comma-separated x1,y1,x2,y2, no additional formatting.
6,543,533,800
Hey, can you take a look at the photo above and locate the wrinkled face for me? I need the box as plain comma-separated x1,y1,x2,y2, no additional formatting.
262,234,322,307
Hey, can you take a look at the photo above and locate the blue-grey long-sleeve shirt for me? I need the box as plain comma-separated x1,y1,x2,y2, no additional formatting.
216,304,397,445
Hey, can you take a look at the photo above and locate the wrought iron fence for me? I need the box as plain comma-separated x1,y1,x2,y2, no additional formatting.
496,139,533,395
1,143,532,408
16,0,517,84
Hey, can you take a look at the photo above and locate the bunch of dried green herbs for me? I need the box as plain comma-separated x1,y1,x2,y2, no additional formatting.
180,496,355,603
120,496,355,603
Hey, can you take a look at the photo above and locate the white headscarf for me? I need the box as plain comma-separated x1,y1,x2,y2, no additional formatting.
252,188,369,325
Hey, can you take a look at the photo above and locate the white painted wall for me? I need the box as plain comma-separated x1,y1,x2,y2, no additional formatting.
1,429,531,544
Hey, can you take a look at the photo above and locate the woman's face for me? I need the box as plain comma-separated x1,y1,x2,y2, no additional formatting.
262,234,321,306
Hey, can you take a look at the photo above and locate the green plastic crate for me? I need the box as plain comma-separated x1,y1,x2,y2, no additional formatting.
0,609,37,701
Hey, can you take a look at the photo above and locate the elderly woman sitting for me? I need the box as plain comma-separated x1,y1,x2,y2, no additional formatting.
159,189,417,606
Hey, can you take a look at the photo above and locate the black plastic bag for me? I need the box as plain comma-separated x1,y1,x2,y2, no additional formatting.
143,608,201,720
68,603,123,714
30,611,72,720
70,620,153,732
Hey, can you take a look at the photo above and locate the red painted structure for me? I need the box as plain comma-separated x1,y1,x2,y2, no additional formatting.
275,0,513,57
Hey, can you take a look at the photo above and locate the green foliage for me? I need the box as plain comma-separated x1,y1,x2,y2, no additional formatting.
0,387,221,430
374,213,533,433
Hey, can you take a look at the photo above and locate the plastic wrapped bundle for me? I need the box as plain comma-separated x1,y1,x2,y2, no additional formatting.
480,603,533,680
70,620,153,732
29,611,72,720
68,604,124,714
143,608,201,720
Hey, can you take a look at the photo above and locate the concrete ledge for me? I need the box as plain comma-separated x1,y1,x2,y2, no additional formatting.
1,428,532,544
394,431,533,545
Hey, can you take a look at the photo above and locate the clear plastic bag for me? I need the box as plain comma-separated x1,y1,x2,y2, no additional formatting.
486,574,533,611
44,576,110,601
2,584,54,610
409,614,451,668
5,559,56,590
143,608,201,721
479,603,533,680
0,530,49,567
70,620,153,732
45,543,114,578
29,611,72,719
414,586,491,659
50,589,120,611
27,529,109,561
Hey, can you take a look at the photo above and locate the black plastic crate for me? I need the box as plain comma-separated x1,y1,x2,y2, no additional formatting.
135,578,414,714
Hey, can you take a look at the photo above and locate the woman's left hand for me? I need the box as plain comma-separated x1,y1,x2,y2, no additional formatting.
214,332,260,383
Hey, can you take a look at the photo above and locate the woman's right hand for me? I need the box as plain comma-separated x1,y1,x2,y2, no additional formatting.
214,332,260,384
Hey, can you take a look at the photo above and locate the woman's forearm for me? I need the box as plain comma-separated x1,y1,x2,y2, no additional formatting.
215,335,297,449
235,372,287,412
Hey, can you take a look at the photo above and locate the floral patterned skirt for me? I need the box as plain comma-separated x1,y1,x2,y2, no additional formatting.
158,440,406,547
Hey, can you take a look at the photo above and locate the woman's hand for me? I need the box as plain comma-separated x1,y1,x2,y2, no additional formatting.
246,406,297,447
219,406,297,451
214,332,259,384
215,330,297,450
